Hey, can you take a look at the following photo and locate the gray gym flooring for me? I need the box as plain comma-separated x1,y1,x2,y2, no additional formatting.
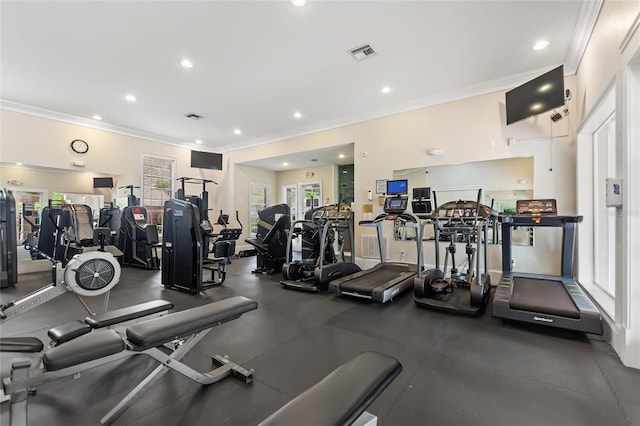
1,257,639,425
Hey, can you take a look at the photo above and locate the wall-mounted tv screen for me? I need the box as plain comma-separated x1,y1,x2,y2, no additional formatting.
413,187,431,199
93,177,114,188
386,179,408,195
191,150,223,170
505,65,565,125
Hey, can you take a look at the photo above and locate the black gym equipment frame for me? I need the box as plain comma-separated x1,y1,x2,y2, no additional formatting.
1,188,17,288
414,189,496,316
162,178,242,294
492,200,602,335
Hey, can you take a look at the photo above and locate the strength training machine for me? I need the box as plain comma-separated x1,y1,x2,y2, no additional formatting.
162,178,242,294
116,185,161,269
492,199,602,334
1,188,17,288
245,203,291,274
414,189,496,315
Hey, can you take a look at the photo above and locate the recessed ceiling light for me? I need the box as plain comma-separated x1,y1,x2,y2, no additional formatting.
92,114,102,120
125,94,137,102
283,162,289,166
381,86,391,94
338,154,345,159
195,139,202,144
16,162,23,166
290,0,307,6
180,58,194,68
532,40,550,50
233,128,242,135
293,111,302,119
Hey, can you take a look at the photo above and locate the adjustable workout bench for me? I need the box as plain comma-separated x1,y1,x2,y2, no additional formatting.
259,351,402,426
2,296,257,426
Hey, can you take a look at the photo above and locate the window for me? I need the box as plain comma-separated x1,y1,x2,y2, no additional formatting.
576,86,617,316
142,155,175,226
249,182,271,237
592,113,617,296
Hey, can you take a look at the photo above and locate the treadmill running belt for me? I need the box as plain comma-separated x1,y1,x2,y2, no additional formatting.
340,268,405,293
510,277,580,319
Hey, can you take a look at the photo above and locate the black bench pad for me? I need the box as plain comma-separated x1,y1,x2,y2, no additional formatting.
85,299,174,328
126,296,257,350
259,352,402,426
43,330,125,371
48,320,92,345
0,337,44,353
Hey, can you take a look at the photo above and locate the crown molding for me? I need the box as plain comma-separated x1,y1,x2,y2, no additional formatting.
0,100,203,150
565,0,603,74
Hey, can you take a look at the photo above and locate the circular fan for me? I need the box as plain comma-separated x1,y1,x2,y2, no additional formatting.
65,251,121,297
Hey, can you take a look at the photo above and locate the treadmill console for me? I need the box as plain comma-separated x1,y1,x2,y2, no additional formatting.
436,200,496,220
384,196,408,215
516,199,557,216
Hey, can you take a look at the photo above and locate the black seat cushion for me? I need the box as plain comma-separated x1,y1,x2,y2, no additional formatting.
0,337,44,353
43,330,125,371
259,351,402,426
126,296,257,350
48,320,92,344
84,299,174,328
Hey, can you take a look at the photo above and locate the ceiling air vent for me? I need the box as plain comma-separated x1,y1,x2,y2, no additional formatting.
185,113,203,120
349,44,377,61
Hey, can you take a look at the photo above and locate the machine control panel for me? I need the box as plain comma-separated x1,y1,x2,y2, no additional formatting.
516,199,557,216
436,200,496,219
384,196,408,214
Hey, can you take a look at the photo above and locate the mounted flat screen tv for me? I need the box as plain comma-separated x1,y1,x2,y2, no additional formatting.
505,65,565,125
191,150,223,170
93,177,114,188
386,179,408,195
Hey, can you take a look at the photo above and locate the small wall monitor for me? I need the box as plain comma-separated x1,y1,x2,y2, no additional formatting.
386,179,408,195
191,150,223,170
412,187,431,199
93,177,114,188
505,65,565,125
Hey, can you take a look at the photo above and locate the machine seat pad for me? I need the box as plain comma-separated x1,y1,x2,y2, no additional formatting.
85,300,174,328
43,330,125,371
48,320,92,345
126,296,257,350
244,237,268,253
259,351,402,426
0,337,44,353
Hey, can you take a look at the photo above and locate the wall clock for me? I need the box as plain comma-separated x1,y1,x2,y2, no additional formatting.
70,139,89,154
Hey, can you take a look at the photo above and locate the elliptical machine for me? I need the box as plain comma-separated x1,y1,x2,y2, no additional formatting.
414,189,496,315
280,203,356,292
162,177,242,294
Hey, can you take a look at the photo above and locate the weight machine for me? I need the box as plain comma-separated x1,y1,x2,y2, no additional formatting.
162,178,242,294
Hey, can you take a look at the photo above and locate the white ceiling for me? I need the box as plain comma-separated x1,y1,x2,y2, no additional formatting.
1,1,598,168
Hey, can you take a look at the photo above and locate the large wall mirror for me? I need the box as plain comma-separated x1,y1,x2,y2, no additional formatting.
392,157,534,245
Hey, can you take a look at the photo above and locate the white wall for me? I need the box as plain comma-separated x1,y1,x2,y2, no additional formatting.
575,0,640,368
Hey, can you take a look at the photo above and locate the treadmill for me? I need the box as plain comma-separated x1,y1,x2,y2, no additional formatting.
328,188,419,304
492,199,602,334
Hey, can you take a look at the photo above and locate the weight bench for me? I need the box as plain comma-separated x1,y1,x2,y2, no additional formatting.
259,351,402,426
0,300,174,353
2,296,257,426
